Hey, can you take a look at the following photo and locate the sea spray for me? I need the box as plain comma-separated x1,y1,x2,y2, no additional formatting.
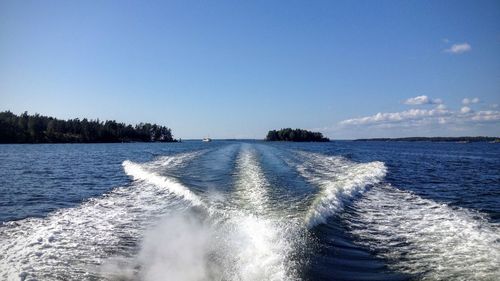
226,146,300,281
0,152,205,280
137,212,216,281
292,152,387,228
345,185,500,280
123,160,203,206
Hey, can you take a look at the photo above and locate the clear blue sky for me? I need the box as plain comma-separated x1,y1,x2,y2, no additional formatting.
1,0,499,139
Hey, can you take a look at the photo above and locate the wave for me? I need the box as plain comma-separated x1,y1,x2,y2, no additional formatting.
293,152,387,228
233,147,271,214
122,160,203,207
0,152,203,280
346,185,500,280
105,145,302,281
0,179,188,280
222,146,300,281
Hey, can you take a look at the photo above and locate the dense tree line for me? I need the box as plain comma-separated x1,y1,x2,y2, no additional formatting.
355,136,500,142
0,111,175,143
266,128,329,142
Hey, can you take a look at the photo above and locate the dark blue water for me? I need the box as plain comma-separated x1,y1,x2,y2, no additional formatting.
0,141,499,280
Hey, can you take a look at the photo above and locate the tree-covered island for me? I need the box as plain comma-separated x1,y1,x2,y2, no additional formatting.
355,136,499,143
266,128,329,142
0,111,176,143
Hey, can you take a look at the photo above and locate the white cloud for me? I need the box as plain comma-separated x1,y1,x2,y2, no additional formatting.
404,95,442,105
333,97,500,138
491,104,499,109
340,107,450,126
460,106,472,114
436,104,447,110
471,110,500,121
340,107,499,128
462,97,480,105
445,43,471,54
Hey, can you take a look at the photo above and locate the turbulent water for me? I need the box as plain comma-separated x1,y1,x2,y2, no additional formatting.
0,141,499,281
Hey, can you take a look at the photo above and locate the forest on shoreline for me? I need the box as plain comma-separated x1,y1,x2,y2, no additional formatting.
355,136,500,143
266,128,329,142
0,111,175,143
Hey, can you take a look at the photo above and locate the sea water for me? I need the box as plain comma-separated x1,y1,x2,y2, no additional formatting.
0,141,499,280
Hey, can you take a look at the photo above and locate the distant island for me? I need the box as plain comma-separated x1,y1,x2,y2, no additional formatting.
355,136,500,143
266,128,329,142
0,111,176,143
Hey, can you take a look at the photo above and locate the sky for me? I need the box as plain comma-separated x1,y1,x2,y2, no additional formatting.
1,0,499,139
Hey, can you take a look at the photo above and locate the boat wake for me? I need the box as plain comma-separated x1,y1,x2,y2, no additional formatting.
345,184,500,281
103,145,304,281
122,160,203,207
291,151,386,228
1,144,498,281
0,152,204,281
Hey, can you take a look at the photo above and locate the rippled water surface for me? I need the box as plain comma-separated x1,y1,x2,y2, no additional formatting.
0,141,499,280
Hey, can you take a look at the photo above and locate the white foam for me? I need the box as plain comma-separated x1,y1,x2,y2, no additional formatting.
0,152,203,280
346,185,500,280
123,160,203,206
233,148,270,214
0,183,186,280
294,152,387,228
223,214,298,281
101,145,301,281
136,213,214,281
226,146,299,281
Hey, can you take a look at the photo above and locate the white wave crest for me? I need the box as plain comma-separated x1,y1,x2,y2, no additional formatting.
123,160,203,206
227,146,299,281
0,151,204,280
346,185,500,280
294,152,387,228
103,146,301,281
0,181,186,280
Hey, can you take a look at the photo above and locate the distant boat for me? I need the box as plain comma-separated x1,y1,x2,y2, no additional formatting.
202,137,212,142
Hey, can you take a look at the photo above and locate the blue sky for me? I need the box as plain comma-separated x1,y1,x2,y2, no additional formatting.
1,0,499,139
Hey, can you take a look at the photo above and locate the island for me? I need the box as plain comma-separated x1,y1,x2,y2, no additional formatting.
354,136,500,143
0,111,176,143
266,128,330,142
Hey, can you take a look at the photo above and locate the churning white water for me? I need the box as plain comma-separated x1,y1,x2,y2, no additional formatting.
292,151,386,228
345,185,500,281
0,152,204,281
1,144,498,281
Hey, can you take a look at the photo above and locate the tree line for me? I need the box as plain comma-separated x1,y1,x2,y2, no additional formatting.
266,128,329,142
355,136,500,142
0,111,175,143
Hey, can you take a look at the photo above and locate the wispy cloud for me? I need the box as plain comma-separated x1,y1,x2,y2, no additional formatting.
462,97,479,105
445,43,471,54
340,101,500,129
404,95,442,105
460,106,472,114
340,107,450,126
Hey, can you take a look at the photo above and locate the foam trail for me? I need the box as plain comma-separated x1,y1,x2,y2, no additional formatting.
105,146,301,281
346,185,500,280
123,160,203,206
156,150,206,168
0,180,187,280
233,148,270,214
0,152,203,280
294,152,386,228
226,146,298,281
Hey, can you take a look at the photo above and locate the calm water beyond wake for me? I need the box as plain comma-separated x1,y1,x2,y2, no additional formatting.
0,141,499,281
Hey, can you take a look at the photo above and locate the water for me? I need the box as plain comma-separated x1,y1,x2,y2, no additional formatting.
0,141,499,281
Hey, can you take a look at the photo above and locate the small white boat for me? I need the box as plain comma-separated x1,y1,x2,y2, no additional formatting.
202,137,212,142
